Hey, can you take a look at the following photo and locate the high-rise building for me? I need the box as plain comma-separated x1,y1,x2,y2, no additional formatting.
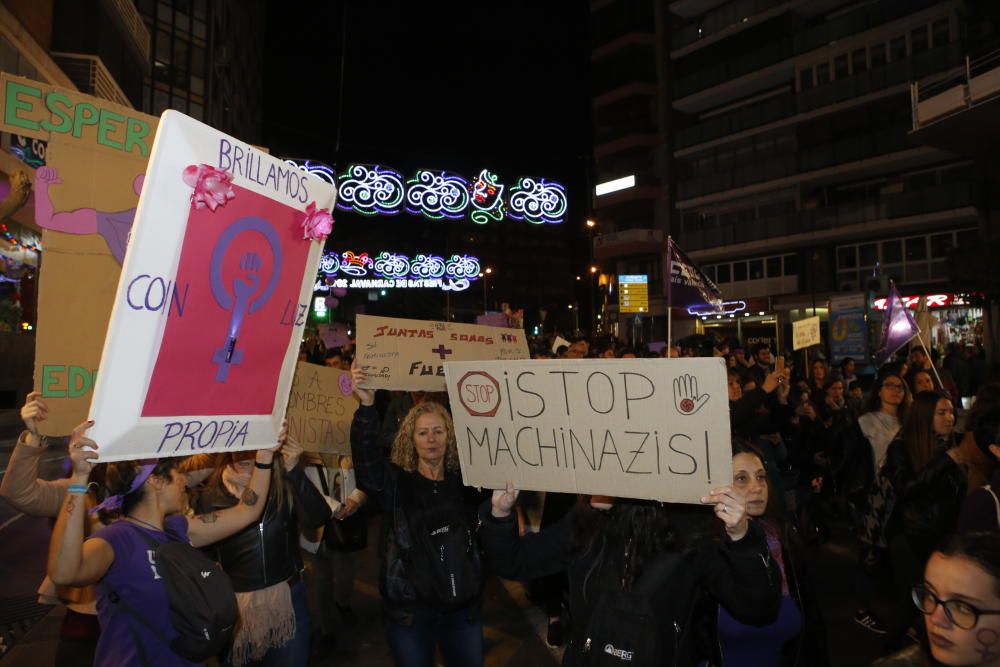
592,0,998,351
135,0,264,143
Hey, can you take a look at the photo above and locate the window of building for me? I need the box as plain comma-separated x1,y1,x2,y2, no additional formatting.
746,259,762,280
930,232,954,258
717,264,731,283
767,256,782,277
890,36,906,61
852,48,867,73
733,261,747,282
816,62,830,85
932,19,950,47
871,42,887,68
783,254,798,275
859,243,877,267
837,246,856,269
157,1,172,22
834,54,849,80
703,265,716,282
800,68,814,90
882,239,902,264
905,236,927,261
911,25,929,55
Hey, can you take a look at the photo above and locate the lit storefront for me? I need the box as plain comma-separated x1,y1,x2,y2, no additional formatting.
872,292,983,349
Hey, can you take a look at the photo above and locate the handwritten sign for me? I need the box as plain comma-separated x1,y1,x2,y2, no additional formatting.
444,358,732,504
792,316,821,351
86,111,337,461
356,315,529,392
0,74,160,435
285,362,358,454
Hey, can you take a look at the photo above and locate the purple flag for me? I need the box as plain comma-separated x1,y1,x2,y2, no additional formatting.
665,238,722,311
875,283,920,365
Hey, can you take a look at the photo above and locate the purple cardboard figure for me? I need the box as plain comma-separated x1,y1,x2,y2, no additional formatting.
33,166,144,265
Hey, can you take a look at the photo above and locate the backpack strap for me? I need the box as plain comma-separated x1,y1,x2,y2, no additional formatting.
105,587,164,667
984,485,1000,529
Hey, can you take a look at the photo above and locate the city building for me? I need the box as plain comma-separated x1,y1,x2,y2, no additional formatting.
591,0,998,353
134,0,264,144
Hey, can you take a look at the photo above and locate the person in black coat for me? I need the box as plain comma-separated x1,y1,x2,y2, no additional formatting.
481,475,781,666
350,367,485,667
697,440,828,667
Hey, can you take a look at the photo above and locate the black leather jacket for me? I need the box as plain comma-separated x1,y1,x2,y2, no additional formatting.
193,465,331,592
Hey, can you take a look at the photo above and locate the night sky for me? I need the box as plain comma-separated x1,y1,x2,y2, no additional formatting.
261,1,592,326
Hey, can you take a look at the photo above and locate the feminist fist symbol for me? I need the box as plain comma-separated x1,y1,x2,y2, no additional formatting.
673,374,710,416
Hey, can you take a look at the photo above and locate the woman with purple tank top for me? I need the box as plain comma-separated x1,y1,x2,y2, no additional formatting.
47,420,293,667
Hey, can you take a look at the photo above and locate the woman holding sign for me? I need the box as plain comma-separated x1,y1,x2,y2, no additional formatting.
350,366,486,667
47,422,284,667
481,472,781,665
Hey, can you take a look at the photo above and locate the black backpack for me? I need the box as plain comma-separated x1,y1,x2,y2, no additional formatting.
576,552,684,667
395,473,482,609
110,523,239,664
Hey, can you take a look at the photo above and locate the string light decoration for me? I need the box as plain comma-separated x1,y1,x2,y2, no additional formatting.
1,223,42,252
336,164,405,216
469,169,506,225
318,250,481,292
405,170,470,220
285,158,336,185
508,177,567,225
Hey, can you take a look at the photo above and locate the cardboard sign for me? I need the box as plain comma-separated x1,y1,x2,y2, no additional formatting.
356,315,529,392
285,362,359,454
0,74,159,435
444,357,732,503
792,316,821,351
320,322,351,349
87,111,336,461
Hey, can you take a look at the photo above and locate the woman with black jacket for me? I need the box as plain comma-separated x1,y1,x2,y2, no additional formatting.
350,366,486,667
190,438,332,667
481,471,781,666
700,441,827,667
880,390,965,650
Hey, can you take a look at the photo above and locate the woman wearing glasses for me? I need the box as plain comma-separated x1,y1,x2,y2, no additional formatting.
875,532,1000,666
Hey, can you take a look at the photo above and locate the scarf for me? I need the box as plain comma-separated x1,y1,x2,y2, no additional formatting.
220,465,296,667
858,411,900,471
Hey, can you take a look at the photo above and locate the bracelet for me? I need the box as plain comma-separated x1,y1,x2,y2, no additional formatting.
254,460,274,470
67,484,89,495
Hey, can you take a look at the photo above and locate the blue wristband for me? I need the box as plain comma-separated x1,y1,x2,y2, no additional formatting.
67,484,89,495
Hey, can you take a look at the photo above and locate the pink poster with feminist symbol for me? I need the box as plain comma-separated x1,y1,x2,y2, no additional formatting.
87,111,336,462
141,182,313,416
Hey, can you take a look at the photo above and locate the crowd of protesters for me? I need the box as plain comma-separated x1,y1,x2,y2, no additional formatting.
3,326,1000,667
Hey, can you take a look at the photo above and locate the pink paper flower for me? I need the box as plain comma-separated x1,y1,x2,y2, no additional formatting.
181,164,235,211
300,201,334,241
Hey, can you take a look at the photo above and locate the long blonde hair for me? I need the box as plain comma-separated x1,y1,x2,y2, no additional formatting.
391,401,460,473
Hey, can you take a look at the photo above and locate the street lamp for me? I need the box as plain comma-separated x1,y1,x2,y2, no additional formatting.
479,267,492,312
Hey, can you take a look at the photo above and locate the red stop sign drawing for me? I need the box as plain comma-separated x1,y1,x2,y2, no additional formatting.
458,371,502,417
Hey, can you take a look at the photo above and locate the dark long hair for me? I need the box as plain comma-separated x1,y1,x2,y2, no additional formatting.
99,458,178,524
731,439,786,528
573,499,680,594
899,391,949,472
936,532,1000,598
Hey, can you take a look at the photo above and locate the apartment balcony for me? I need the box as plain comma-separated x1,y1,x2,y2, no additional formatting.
677,126,926,203
910,49,1000,154
675,42,963,151
683,182,977,255
672,0,940,111
672,0,790,56
594,228,666,260
50,53,132,108
591,0,655,52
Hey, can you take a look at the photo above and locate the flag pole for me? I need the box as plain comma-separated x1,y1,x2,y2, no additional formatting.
667,236,673,353
916,334,945,390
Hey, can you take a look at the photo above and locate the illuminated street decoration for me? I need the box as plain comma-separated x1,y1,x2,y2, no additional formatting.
285,159,335,185
405,170,470,220
688,300,747,317
318,250,481,292
336,164,405,216
283,159,566,224
469,169,505,225
508,177,567,225
872,293,971,310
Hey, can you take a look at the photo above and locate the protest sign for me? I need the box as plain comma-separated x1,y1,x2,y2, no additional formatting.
87,111,337,461
320,321,351,349
444,357,732,504
356,314,529,392
0,74,160,435
285,362,359,454
792,316,821,351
